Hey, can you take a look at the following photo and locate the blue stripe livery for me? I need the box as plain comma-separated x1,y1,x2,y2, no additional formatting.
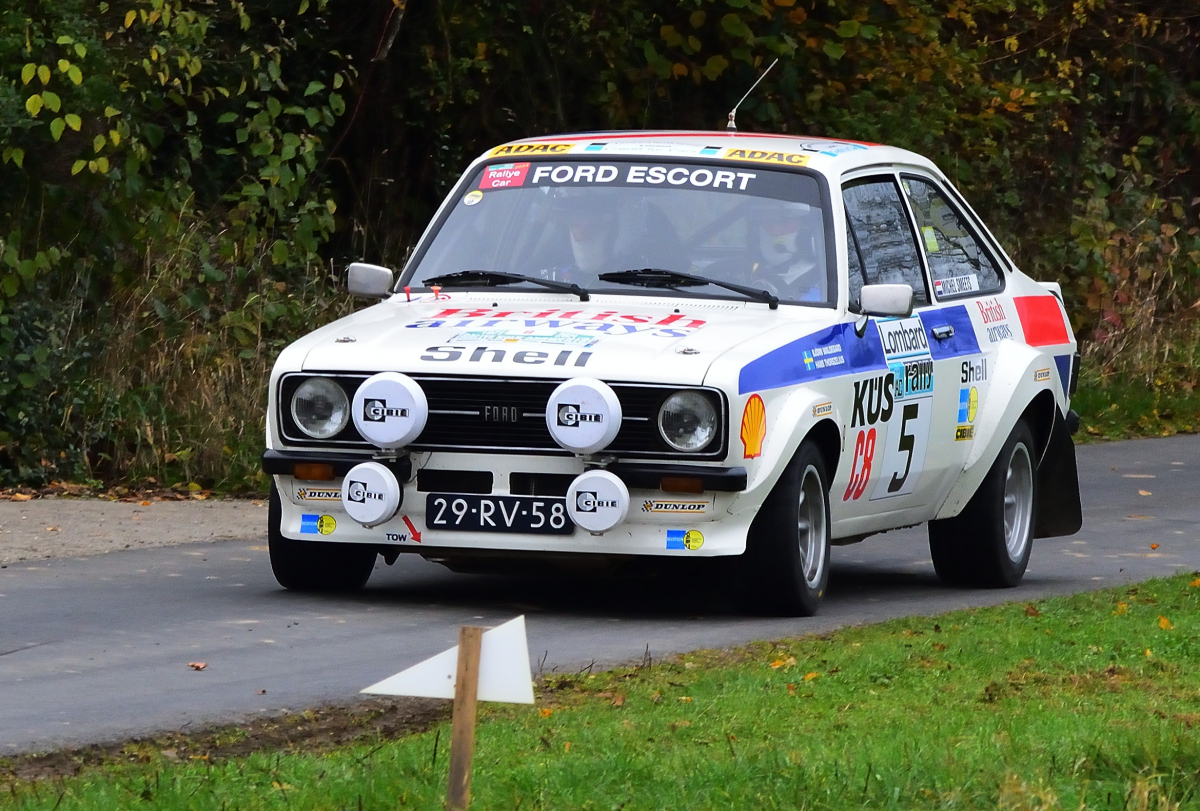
918,306,980,359
1054,354,1072,398
737,323,886,394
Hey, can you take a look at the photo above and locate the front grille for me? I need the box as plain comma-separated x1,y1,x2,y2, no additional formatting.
278,373,727,460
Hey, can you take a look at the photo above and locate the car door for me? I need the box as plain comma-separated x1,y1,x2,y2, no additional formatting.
837,174,958,525
897,173,1008,484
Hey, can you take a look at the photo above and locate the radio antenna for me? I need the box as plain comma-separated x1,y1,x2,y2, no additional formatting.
726,58,779,133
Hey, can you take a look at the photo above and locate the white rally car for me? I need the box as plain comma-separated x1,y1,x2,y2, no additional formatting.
263,131,1082,615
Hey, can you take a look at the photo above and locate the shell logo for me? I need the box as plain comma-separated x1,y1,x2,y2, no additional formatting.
740,394,766,459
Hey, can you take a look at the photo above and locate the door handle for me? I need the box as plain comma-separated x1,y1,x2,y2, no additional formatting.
932,325,955,340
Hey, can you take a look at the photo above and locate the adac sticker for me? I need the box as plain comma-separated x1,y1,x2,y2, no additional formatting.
721,148,810,167
479,162,529,190
300,514,336,535
740,394,766,459
488,142,572,157
666,529,704,550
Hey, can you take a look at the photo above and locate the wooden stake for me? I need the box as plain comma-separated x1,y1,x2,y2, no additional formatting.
446,625,484,811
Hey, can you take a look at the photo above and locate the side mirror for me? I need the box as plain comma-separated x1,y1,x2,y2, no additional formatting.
347,262,395,299
859,284,914,318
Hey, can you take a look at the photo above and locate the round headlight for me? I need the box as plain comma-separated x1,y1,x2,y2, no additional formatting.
290,377,350,439
658,391,717,452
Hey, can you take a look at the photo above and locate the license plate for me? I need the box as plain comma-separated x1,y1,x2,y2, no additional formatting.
425,494,575,535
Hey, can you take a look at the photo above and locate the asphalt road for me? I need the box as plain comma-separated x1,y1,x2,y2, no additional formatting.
2,435,1198,754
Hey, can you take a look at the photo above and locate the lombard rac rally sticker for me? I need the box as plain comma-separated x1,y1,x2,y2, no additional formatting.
666,529,704,550
300,514,336,535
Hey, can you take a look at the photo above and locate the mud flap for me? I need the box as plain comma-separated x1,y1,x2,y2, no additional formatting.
1034,408,1083,538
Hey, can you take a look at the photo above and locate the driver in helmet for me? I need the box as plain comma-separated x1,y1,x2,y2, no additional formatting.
748,200,825,302
546,191,620,285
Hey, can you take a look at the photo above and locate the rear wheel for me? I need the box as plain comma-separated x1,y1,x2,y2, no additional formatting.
929,419,1036,587
741,441,831,616
268,483,377,592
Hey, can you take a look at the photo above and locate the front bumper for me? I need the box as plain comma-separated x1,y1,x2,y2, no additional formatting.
264,450,752,557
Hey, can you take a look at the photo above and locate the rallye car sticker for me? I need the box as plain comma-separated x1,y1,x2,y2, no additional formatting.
932,274,979,296
871,316,934,500
740,394,766,459
295,486,341,502
975,297,1015,343
917,306,981,359
1014,295,1070,346
666,529,704,550
408,308,708,339
738,323,886,394
300,514,336,535
583,141,722,157
451,329,600,348
720,148,810,167
488,142,572,157
641,499,709,514
524,162,759,191
479,162,530,189
956,385,979,441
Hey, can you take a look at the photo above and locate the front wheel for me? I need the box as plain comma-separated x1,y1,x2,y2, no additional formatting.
741,441,831,616
929,419,1036,587
268,483,377,592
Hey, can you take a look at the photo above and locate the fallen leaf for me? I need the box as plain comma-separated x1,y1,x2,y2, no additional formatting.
188,662,207,671
803,672,819,682
256,689,266,695
45,526,60,532
786,683,797,695
12,493,32,502
1139,489,1152,496
669,720,691,731
1158,615,1173,630
932,642,947,651
1025,604,1041,617
1150,543,1159,550
611,693,625,707
650,691,662,704
678,696,693,703
139,500,151,506
564,742,571,752
539,708,553,718
1115,602,1128,615
1190,578,1200,588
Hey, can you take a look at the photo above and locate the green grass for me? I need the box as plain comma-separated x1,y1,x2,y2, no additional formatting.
4,574,1200,809
1074,378,1200,443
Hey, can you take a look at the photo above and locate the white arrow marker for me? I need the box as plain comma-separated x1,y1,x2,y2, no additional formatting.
361,615,534,704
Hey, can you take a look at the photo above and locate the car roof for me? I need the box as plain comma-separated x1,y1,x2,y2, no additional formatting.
475,130,942,180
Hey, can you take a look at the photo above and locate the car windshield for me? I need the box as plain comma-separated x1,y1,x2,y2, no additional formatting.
401,159,833,307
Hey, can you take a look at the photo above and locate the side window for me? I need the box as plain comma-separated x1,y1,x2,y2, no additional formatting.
901,176,1002,297
843,178,929,307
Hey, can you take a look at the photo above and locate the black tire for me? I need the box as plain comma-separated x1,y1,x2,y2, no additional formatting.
929,419,1036,588
267,483,377,592
741,441,832,616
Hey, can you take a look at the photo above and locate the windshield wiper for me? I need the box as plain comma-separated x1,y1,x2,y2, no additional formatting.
598,268,778,310
422,270,589,301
